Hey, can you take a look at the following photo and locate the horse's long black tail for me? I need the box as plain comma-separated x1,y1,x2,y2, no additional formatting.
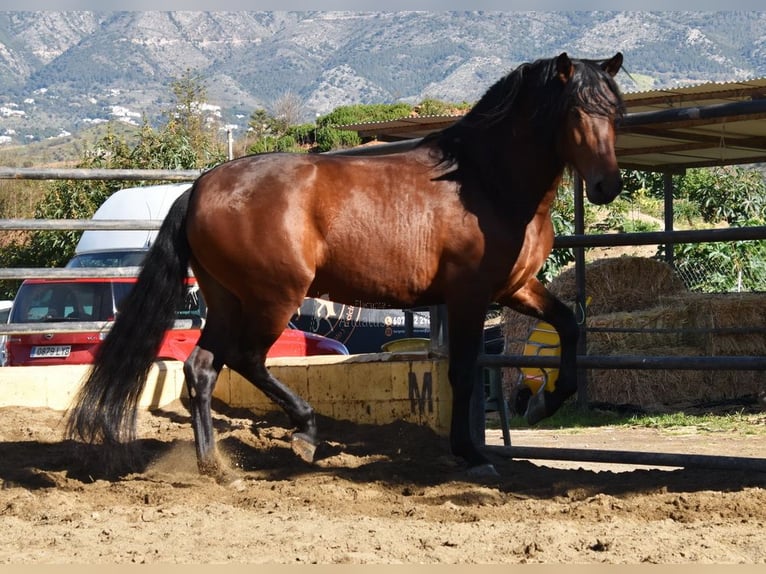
65,187,194,450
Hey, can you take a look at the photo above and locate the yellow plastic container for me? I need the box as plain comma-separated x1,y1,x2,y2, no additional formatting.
380,337,430,353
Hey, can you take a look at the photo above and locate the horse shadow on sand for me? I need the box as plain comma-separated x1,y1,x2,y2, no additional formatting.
0,398,763,500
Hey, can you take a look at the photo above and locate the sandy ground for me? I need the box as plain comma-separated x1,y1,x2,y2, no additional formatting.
0,399,764,564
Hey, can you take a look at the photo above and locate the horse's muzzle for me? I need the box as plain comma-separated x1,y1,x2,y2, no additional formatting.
585,173,623,205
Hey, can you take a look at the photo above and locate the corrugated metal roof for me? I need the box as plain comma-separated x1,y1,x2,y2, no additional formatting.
340,78,766,172
622,77,766,111
341,114,466,140
618,78,766,171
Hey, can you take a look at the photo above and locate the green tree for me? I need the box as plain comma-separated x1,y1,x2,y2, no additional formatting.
667,167,766,292
0,74,226,299
678,166,766,225
165,69,225,168
539,182,577,284
247,109,277,141
620,169,667,199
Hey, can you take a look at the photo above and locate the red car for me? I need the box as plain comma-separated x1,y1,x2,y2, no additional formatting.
5,277,348,366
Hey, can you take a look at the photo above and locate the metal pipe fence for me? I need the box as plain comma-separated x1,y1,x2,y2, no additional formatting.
1,166,764,472
1,167,765,372
0,169,197,336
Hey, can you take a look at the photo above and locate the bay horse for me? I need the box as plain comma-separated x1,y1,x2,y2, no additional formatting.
65,52,625,478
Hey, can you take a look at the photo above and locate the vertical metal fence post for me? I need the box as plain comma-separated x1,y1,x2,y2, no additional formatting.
663,172,675,267
573,174,589,409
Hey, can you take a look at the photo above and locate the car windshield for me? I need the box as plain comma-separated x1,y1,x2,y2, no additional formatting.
10,281,206,325
10,282,117,322
66,251,147,268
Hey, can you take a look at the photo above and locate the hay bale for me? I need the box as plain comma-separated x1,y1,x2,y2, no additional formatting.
500,258,765,410
675,292,766,356
587,307,698,354
547,255,687,315
502,256,686,358
587,364,764,408
586,293,766,408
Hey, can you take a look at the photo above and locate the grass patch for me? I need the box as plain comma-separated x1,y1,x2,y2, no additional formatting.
630,410,766,434
504,402,634,430
499,401,766,435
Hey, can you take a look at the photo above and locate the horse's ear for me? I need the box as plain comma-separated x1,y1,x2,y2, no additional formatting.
556,52,573,84
601,52,623,77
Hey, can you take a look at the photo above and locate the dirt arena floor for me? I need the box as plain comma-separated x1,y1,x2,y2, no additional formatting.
0,399,764,564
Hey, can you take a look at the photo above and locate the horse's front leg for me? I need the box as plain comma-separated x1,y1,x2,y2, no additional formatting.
445,300,495,474
499,277,580,424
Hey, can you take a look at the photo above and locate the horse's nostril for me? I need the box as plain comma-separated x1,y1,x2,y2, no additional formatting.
588,174,624,205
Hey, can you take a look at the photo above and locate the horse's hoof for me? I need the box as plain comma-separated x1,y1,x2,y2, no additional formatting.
524,392,548,425
198,460,223,478
291,432,317,464
511,386,533,416
466,463,500,479
226,477,247,492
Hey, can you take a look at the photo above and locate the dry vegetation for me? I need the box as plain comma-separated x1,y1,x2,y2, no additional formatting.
503,256,765,410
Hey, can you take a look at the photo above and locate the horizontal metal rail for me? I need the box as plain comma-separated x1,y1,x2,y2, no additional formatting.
479,353,766,371
554,225,766,249
618,96,766,130
0,321,111,335
2,223,763,282
8,219,762,243
586,325,766,335
0,167,200,181
0,219,161,231
0,320,195,336
0,267,142,280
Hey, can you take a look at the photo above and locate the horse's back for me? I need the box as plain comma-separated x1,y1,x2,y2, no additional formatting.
185,150,529,308
185,151,459,305
185,154,324,302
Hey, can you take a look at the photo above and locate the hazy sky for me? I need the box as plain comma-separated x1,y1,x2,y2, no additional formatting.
9,2,766,11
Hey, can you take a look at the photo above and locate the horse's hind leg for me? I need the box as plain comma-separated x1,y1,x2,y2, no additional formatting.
231,355,318,463
228,306,318,464
182,269,241,478
184,343,226,476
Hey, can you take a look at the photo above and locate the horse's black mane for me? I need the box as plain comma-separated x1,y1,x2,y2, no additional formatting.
424,54,624,171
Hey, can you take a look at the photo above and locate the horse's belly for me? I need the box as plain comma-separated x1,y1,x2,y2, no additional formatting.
309,255,440,308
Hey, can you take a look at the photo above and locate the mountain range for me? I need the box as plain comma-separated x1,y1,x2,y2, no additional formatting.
1,11,766,146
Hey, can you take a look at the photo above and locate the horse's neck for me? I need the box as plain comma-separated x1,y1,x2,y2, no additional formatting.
429,125,564,224
493,137,564,223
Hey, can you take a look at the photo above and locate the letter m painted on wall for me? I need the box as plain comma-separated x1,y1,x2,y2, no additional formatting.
408,371,433,415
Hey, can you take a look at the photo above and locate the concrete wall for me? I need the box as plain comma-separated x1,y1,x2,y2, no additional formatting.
0,352,452,436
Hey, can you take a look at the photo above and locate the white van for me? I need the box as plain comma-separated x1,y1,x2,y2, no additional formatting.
67,183,192,267
5,183,349,365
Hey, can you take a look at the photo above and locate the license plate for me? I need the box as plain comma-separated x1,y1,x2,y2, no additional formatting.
30,345,71,358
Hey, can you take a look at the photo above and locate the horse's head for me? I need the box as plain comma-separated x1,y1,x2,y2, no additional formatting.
556,52,624,205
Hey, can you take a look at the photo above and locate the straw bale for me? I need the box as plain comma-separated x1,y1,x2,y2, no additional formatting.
658,292,766,356
586,306,700,354
547,255,687,315
499,257,765,410
587,364,763,407
502,256,687,360
584,293,766,407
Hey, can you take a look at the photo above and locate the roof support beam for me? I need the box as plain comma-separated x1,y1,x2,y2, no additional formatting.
619,97,766,131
